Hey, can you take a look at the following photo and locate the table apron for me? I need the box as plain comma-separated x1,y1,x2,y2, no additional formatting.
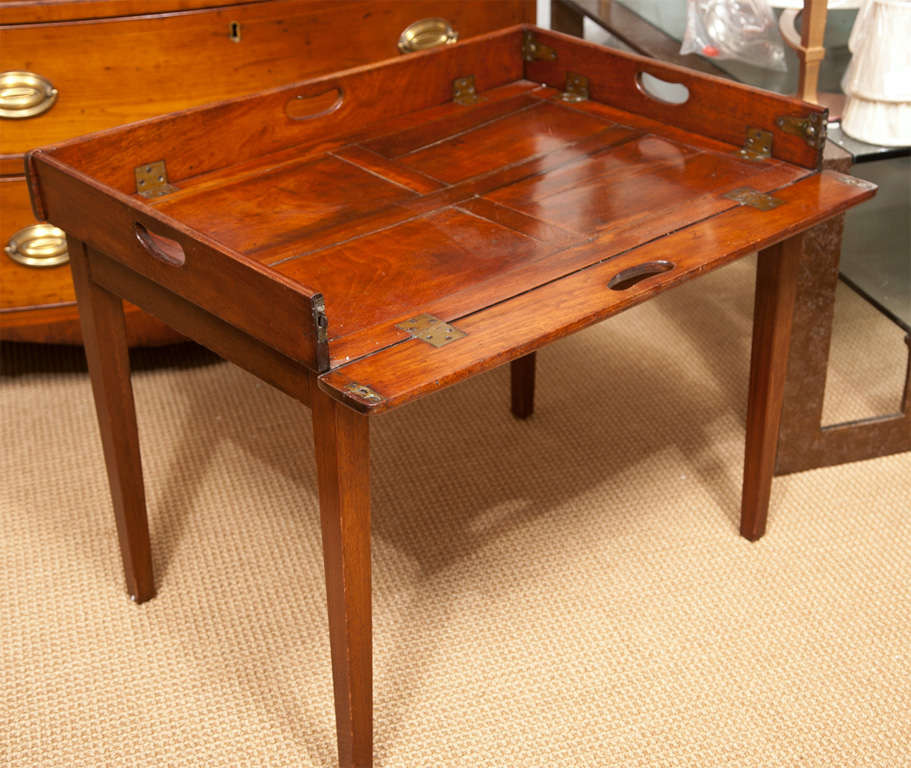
86,246,314,406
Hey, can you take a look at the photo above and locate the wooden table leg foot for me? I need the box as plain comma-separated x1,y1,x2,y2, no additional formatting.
510,352,537,419
312,381,373,768
69,240,154,602
740,237,802,541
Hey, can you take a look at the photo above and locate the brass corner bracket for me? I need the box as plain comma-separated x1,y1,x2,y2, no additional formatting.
738,128,773,162
453,75,479,106
776,112,827,149
521,30,556,62
135,160,178,198
560,72,589,103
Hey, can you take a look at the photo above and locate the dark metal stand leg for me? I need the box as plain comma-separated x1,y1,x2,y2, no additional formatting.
776,174,911,475
550,0,584,37
69,239,154,602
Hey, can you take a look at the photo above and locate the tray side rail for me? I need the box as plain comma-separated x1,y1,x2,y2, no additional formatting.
33,26,526,196
525,27,827,170
27,151,329,369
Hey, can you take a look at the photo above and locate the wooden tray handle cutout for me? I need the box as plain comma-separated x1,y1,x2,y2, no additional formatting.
636,72,690,105
608,260,674,291
134,223,186,267
285,87,344,121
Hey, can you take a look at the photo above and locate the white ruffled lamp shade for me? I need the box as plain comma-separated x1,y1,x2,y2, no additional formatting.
840,0,911,146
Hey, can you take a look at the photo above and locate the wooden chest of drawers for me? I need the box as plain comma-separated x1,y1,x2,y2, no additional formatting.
1,0,533,344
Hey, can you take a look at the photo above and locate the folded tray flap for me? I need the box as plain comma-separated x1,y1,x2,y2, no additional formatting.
318,171,875,413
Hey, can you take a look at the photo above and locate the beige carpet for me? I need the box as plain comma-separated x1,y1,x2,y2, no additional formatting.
2,256,910,768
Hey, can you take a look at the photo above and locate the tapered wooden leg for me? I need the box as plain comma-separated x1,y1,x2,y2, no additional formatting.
69,240,154,602
311,382,372,768
741,236,802,541
511,352,536,419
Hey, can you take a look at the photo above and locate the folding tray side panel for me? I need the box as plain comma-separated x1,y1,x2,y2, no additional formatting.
27,152,328,369
525,27,827,170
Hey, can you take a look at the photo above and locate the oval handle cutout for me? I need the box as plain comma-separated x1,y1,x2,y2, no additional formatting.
636,72,690,105
134,223,186,267
285,87,343,121
608,260,674,291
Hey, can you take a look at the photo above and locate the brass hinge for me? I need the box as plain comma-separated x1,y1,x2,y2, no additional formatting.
453,75,479,106
343,382,384,405
834,174,876,190
312,294,328,344
723,187,785,211
560,72,589,103
134,160,178,198
776,112,827,149
395,313,466,347
522,30,556,62
738,128,773,162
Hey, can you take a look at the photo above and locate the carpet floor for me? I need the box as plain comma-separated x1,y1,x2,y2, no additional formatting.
2,256,909,767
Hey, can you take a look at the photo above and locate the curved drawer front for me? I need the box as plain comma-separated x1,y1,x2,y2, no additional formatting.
0,175,183,345
0,176,75,311
1,0,532,344
0,0,532,154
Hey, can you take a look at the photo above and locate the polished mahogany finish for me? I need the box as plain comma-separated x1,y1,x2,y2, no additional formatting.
27,26,875,768
1,0,533,344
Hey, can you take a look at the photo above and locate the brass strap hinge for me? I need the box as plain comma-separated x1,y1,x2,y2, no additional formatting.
522,30,556,62
776,112,826,149
738,128,773,161
834,174,876,190
343,381,384,405
453,75,479,106
723,187,785,211
135,160,178,198
560,72,589,103
395,313,466,347
312,295,328,344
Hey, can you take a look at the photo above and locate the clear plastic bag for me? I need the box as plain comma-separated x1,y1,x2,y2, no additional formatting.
681,0,788,71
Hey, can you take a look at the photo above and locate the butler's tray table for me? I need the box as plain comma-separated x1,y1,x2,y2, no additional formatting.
27,26,875,768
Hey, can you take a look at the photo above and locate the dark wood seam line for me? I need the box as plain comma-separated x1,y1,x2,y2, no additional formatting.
344,145,444,187
452,200,585,244
355,81,546,149
327,152,425,195
266,128,644,268
0,300,78,313
390,100,546,159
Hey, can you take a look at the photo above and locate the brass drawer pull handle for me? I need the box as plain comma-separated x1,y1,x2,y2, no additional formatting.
5,223,68,267
134,223,186,267
398,18,458,53
608,261,674,291
0,71,58,119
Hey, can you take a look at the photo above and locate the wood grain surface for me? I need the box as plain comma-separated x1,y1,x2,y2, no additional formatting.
29,27,876,768
317,171,873,414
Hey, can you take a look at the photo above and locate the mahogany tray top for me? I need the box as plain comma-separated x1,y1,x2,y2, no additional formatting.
27,25,872,413
26,25,875,768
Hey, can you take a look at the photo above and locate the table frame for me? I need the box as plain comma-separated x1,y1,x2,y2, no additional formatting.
69,229,801,765
30,25,875,767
